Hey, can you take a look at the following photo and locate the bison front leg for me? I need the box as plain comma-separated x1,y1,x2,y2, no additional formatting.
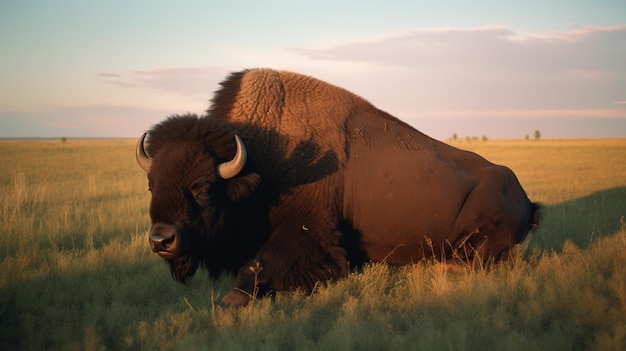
221,259,267,307
221,228,349,307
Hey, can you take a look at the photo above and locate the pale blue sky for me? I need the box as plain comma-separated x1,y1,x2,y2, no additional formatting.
1,0,625,139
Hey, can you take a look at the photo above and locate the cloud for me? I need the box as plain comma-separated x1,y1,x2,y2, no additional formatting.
97,73,121,78
414,108,626,119
292,26,516,68
292,25,626,72
0,104,183,138
287,24,626,118
99,66,237,97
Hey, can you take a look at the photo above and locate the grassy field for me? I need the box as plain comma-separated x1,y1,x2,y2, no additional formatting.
1,138,625,350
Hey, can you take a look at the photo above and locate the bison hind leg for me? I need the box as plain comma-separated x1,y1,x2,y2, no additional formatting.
452,167,533,264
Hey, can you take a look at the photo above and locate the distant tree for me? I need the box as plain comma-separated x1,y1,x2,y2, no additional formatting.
534,130,541,140
525,134,530,140
482,135,488,142
61,137,67,143
451,133,458,141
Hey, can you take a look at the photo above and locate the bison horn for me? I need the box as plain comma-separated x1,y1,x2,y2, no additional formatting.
135,132,152,173
217,135,247,179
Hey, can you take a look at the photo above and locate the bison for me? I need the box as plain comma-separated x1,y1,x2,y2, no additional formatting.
136,69,539,307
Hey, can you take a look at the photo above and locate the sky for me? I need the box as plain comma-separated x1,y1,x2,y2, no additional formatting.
1,0,625,139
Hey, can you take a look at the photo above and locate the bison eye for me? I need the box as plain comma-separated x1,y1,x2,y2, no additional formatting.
194,190,211,207
191,183,212,207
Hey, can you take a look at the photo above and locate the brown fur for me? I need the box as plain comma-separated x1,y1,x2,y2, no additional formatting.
209,69,380,171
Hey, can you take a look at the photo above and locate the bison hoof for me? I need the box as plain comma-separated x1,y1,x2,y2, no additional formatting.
221,289,251,307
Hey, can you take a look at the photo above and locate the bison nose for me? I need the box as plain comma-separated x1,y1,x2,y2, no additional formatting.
149,223,179,254
149,233,175,252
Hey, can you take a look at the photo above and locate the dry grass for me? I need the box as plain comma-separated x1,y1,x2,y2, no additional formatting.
1,138,625,350
450,138,626,204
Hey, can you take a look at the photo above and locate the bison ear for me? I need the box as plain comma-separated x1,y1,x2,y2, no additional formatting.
226,172,261,201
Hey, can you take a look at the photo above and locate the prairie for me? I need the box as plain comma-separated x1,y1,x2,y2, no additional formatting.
1,138,625,350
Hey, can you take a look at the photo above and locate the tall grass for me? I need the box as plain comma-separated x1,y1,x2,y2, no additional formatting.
1,139,625,350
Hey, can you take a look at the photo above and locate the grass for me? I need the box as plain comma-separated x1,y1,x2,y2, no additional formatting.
1,138,625,350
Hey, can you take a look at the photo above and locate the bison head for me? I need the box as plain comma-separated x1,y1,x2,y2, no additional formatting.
135,115,260,283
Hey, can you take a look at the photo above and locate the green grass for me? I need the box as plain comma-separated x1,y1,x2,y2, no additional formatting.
1,138,625,350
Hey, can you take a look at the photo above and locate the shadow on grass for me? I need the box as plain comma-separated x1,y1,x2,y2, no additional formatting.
0,257,235,350
528,186,626,253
